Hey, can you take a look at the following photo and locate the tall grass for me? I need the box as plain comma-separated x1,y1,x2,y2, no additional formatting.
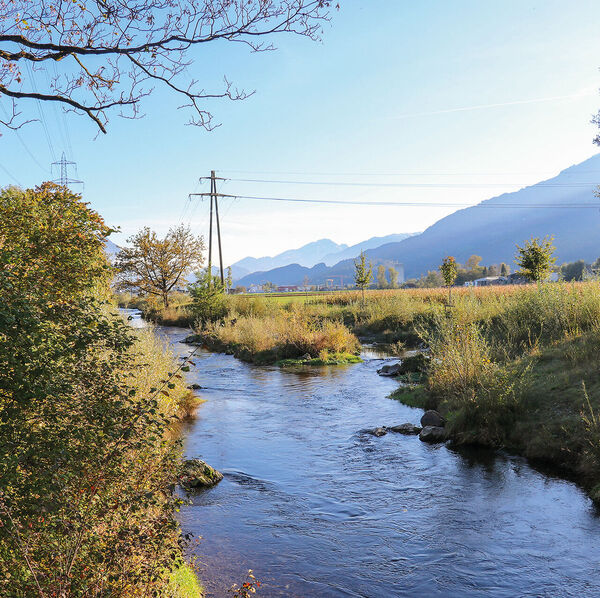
198,310,360,364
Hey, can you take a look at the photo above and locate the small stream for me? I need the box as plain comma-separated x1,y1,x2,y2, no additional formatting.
124,310,600,598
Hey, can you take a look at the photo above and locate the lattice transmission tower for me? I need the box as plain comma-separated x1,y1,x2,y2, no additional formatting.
51,152,83,188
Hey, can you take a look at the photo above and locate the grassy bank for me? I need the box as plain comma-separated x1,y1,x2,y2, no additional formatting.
387,282,600,503
190,309,361,365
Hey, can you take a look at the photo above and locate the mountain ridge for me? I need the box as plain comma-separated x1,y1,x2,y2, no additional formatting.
234,154,600,287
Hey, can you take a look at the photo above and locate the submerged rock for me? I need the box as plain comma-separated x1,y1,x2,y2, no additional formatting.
420,410,445,428
377,363,402,377
187,383,202,390
419,426,447,443
366,427,388,437
389,423,422,435
180,458,223,490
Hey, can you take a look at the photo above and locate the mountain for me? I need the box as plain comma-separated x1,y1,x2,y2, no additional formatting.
104,238,121,262
235,154,600,286
231,238,347,280
320,233,417,266
361,153,600,279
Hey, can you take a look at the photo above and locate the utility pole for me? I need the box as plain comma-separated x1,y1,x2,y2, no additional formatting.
51,152,83,188
189,171,228,288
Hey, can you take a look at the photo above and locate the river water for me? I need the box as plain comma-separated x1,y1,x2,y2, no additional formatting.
125,312,600,597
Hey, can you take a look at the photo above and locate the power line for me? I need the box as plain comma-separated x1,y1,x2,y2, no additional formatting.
221,168,600,177
0,162,23,186
227,177,599,189
26,62,56,163
220,193,600,209
0,100,50,174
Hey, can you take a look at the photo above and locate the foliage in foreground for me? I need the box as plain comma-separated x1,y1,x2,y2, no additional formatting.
0,185,199,596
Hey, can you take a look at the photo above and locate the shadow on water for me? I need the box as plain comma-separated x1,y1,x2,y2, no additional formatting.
139,313,600,598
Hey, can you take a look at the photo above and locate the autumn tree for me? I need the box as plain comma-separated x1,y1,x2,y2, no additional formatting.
388,266,399,289
376,264,388,289
0,1,333,133
0,183,113,299
500,262,510,276
515,236,556,282
354,250,373,303
116,225,204,307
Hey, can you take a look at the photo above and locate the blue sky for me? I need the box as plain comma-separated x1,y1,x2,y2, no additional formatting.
2,1,600,264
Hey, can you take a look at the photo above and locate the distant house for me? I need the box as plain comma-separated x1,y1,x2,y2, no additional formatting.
248,284,264,293
276,285,300,293
472,276,503,287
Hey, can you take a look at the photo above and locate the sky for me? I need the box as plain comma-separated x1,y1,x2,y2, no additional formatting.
2,0,600,264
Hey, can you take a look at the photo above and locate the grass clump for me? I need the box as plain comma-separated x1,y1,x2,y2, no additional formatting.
166,562,204,597
196,310,360,365
276,350,362,367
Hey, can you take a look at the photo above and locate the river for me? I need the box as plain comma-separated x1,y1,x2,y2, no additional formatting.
125,311,600,597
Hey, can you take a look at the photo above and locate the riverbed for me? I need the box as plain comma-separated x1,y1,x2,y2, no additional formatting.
128,312,600,598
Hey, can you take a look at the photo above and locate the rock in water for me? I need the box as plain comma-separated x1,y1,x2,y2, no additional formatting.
365,427,388,437
389,423,422,435
180,458,223,490
377,363,402,377
419,426,447,443
187,383,202,390
420,410,445,427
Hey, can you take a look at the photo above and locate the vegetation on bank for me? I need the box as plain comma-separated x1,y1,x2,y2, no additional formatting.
386,282,600,502
189,310,361,365
0,185,202,597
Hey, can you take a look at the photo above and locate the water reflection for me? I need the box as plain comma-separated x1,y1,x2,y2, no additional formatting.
147,319,600,598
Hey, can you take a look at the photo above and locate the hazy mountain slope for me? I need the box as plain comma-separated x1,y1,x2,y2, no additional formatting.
320,233,417,266
236,263,330,287
361,154,600,278
231,239,347,279
235,154,600,286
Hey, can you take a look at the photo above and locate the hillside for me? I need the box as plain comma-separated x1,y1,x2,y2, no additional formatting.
231,238,346,279
320,233,416,266
236,154,600,286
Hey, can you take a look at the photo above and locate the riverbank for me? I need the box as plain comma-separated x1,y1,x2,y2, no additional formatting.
385,282,600,504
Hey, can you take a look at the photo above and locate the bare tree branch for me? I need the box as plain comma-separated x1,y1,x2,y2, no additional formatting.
0,0,334,133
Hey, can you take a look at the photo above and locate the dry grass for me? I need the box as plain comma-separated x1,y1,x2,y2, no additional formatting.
198,310,360,364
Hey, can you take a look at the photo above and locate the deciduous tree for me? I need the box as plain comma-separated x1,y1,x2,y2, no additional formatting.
0,183,113,299
376,264,387,289
515,236,556,282
388,266,399,289
439,255,458,304
0,0,333,133
116,225,204,307
354,250,372,303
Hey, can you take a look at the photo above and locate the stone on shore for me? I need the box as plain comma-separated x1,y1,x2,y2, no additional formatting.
377,363,402,377
180,458,223,490
420,410,445,428
419,426,447,443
